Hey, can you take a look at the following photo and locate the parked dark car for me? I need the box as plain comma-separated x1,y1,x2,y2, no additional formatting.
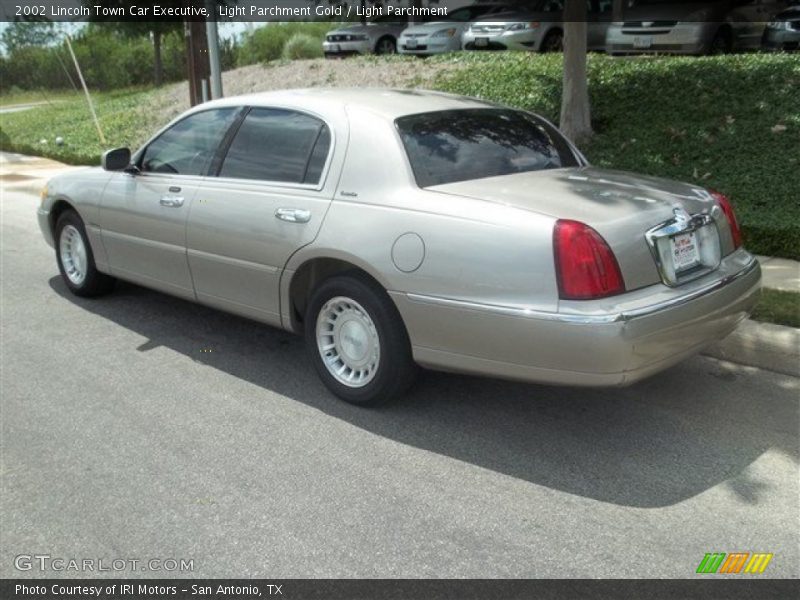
606,0,791,55
762,4,800,50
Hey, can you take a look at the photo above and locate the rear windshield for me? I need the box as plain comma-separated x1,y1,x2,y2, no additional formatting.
396,109,578,188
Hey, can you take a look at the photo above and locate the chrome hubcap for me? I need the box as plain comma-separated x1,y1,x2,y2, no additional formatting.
316,296,380,388
59,224,87,286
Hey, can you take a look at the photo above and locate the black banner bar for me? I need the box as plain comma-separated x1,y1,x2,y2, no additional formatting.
2,579,799,600
1,0,783,23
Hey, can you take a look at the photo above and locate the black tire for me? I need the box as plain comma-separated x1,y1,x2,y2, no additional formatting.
54,209,116,297
375,36,397,55
305,272,417,406
540,30,563,53
708,28,732,55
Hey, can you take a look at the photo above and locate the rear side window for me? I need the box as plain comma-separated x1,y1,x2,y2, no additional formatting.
141,108,238,176
396,109,578,188
219,108,331,185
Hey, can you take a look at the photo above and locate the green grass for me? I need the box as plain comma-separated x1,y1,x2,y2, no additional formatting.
434,52,800,260
751,289,800,328
0,88,160,165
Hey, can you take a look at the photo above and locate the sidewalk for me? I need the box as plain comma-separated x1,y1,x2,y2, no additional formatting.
0,151,82,196
755,255,800,293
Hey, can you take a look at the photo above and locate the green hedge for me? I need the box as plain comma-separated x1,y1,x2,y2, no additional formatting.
282,33,324,61
435,53,800,260
238,22,334,65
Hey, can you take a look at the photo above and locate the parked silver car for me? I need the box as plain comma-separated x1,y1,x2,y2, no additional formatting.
606,0,791,55
398,2,520,56
323,15,406,57
38,89,760,405
463,1,612,52
762,4,800,50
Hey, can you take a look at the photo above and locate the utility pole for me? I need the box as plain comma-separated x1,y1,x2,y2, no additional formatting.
613,0,625,21
206,0,223,100
184,17,210,106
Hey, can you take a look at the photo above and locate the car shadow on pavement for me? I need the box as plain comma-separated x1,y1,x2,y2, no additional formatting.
50,277,799,509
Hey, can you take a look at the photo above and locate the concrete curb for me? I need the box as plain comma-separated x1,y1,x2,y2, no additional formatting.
703,319,800,377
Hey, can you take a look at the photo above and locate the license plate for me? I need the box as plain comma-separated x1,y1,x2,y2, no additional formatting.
670,232,700,272
331,44,340,52
407,38,418,49
475,37,489,47
633,35,653,48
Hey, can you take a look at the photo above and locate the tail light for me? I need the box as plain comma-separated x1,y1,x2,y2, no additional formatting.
710,190,742,249
553,220,625,300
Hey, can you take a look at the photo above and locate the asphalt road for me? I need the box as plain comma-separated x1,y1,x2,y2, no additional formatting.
1,184,798,579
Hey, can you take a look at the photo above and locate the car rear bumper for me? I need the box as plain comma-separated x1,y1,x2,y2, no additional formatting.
762,29,800,51
398,37,459,55
391,250,761,387
323,40,371,56
462,31,538,52
605,22,712,55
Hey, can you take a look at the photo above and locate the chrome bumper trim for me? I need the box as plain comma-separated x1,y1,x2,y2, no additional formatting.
405,256,759,325
406,294,621,324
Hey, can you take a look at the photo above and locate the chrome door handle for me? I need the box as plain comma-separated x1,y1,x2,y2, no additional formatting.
160,195,184,207
275,208,311,223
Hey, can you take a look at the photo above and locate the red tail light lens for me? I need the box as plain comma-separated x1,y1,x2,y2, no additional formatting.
553,220,625,300
710,190,742,249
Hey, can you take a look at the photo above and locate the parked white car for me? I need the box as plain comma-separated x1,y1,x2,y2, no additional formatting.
398,2,521,56
605,0,790,55
323,15,407,57
463,0,613,52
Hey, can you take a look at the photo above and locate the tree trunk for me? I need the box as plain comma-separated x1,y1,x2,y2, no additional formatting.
153,30,163,87
410,0,422,24
560,1,591,144
612,0,624,22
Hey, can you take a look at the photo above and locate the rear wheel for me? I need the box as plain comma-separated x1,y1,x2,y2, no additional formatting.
375,36,397,55
55,210,115,297
540,30,564,53
305,273,417,406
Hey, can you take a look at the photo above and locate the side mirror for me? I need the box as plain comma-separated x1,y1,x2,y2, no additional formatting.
101,147,131,172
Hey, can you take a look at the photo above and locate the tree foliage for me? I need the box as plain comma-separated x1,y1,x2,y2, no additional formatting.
1,20,58,54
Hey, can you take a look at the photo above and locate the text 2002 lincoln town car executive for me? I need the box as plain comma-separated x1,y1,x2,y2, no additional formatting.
38,89,761,405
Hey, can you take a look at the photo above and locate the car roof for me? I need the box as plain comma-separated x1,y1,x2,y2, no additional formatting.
197,88,500,121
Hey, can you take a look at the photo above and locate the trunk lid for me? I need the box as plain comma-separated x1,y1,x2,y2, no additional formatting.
430,166,722,291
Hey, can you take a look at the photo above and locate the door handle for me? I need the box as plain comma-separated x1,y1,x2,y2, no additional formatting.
160,195,184,207
275,208,311,223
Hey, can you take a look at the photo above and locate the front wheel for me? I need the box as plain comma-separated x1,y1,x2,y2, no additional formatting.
305,273,417,406
540,30,563,53
55,210,115,297
375,36,397,55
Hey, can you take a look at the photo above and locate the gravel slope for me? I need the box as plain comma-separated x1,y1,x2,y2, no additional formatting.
144,57,461,129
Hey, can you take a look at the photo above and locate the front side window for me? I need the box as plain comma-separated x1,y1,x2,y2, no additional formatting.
141,108,238,176
219,108,331,185
396,109,578,188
